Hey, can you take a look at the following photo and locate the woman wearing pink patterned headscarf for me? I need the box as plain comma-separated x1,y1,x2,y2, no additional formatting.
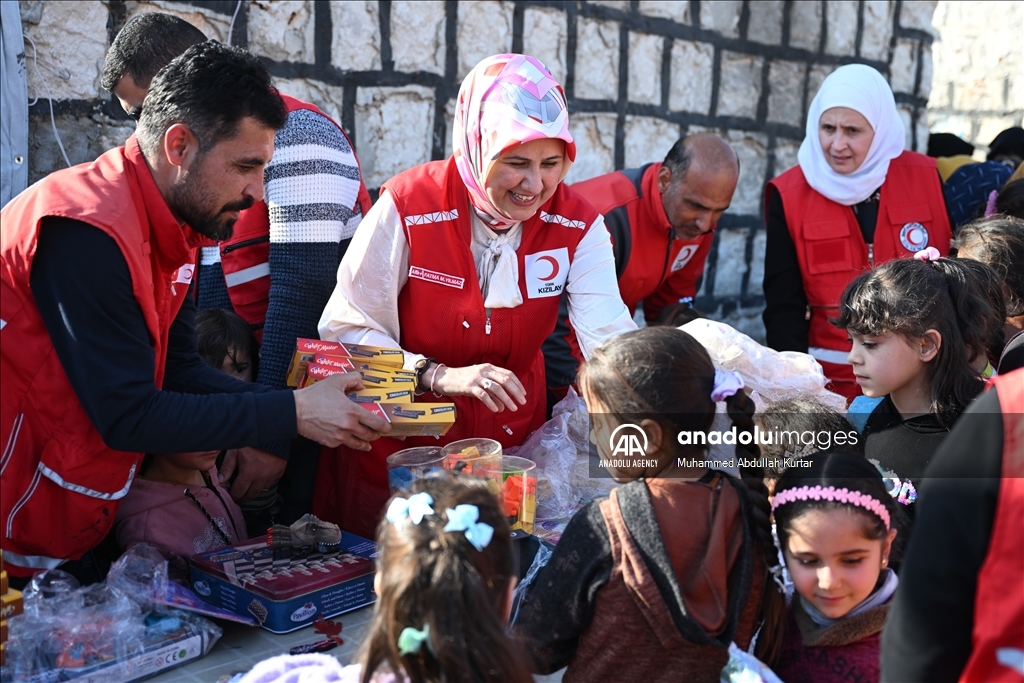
316,54,635,538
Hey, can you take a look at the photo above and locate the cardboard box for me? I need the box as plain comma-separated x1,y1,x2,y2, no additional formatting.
0,589,23,619
347,388,414,404
190,533,376,634
315,354,417,379
360,402,456,437
300,362,416,391
287,338,404,386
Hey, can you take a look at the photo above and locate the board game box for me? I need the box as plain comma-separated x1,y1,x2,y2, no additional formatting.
189,533,376,634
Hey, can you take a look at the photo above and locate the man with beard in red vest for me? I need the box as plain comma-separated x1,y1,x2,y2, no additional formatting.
102,13,374,528
0,42,387,585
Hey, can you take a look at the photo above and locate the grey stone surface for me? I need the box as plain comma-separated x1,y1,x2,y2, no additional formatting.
28,111,134,184
747,229,768,297
788,1,822,51
772,139,801,179
748,1,784,45
628,32,664,105
331,1,381,71
890,39,918,96
714,302,766,342
700,0,742,38
860,1,894,61
825,1,859,56
23,1,108,101
355,86,434,187
391,0,446,76
565,113,617,184
727,131,769,216
669,40,714,114
523,7,568,85
712,227,750,297
807,63,837,105
918,43,933,100
248,0,314,64
124,1,232,42
717,52,763,120
456,1,513,81
768,60,805,125
588,0,629,10
638,0,689,24
276,78,346,130
900,0,939,33
574,18,620,101
624,116,680,169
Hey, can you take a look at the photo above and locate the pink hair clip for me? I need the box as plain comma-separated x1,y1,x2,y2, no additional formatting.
772,485,891,530
983,189,999,217
913,246,941,262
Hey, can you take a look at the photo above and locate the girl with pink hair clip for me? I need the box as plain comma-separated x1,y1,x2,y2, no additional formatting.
772,450,899,683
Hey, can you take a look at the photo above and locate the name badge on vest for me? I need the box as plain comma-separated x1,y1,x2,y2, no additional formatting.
409,266,465,289
172,263,195,285
899,223,929,252
670,245,699,273
525,248,570,298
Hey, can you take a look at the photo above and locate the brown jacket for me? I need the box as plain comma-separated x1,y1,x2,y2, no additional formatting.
516,475,767,682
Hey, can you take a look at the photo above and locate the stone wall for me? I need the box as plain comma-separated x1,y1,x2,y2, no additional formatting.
927,0,1023,155
19,0,939,340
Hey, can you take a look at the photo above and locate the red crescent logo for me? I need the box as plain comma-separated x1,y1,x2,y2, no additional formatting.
537,255,560,281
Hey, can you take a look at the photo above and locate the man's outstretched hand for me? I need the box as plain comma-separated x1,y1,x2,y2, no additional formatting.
293,372,391,449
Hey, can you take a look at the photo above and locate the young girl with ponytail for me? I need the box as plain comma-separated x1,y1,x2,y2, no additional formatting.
772,451,899,683
347,473,529,683
515,326,786,682
833,251,992,530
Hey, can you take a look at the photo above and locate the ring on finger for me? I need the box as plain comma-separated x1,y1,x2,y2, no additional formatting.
481,378,493,390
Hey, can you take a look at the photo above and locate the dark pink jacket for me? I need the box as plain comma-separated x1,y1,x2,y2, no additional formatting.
114,468,247,582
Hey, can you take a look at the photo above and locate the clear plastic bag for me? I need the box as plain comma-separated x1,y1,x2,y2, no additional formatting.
680,319,847,412
720,642,785,683
2,544,222,683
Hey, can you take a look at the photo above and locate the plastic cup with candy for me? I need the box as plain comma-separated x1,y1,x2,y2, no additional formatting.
441,438,502,475
386,447,446,494
475,455,538,534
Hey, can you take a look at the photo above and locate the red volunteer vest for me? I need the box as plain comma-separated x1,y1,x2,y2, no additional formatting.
312,157,597,538
0,137,200,575
767,151,951,400
218,95,372,340
960,370,1024,683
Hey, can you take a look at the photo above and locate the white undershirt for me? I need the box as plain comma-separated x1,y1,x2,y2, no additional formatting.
318,190,636,369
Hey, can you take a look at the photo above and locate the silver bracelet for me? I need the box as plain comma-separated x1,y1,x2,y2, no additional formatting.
429,363,447,397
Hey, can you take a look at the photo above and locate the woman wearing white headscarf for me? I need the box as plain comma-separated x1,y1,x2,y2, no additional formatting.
762,64,951,401
314,54,635,537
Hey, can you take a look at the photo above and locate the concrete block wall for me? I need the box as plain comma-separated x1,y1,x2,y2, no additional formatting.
19,0,939,340
927,1,1023,154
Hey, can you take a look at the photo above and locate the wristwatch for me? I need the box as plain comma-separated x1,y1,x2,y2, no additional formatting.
414,357,437,393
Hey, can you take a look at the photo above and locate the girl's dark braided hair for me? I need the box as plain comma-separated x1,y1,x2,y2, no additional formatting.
579,326,786,665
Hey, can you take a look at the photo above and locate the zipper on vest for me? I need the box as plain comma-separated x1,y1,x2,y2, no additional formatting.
221,235,270,254
868,243,875,267
485,309,492,335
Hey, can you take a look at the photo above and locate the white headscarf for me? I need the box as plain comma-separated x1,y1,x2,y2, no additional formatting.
797,64,905,206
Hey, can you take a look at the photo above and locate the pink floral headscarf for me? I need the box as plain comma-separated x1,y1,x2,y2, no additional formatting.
453,54,576,228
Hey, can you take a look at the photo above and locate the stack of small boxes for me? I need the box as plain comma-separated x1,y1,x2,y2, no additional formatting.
286,338,457,437
0,550,25,665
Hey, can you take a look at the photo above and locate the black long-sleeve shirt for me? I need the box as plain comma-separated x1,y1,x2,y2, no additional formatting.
29,217,296,456
880,387,1003,682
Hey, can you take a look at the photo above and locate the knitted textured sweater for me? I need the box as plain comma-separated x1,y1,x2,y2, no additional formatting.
197,107,367,391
